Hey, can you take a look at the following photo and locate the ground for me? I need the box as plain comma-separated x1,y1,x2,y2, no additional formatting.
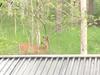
0,23,100,54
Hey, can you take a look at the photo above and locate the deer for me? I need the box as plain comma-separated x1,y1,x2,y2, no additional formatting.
19,36,49,55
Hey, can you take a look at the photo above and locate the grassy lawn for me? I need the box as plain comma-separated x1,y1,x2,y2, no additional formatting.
0,21,100,55
0,15,100,54
49,26,100,54
88,26,100,54
49,27,80,54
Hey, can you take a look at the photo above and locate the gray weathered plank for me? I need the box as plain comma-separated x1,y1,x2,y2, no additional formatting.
16,58,31,75
41,58,53,75
96,58,100,75
5,58,20,75
0,59,9,72
78,58,86,75
0,56,99,75
35,58,47,75
23,58,37,75
71,58,80,75
59,58,69,75
0,58,14,75
47,58,58,75
65,58,75,75
53,58,64,75
10,58,26,75
29,58,42,75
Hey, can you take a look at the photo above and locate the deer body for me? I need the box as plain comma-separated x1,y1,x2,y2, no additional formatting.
19,36,49,54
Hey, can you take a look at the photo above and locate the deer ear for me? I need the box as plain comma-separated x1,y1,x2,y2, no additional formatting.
42,36,49,40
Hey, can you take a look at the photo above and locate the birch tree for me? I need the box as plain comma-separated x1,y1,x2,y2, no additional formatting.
56,0,63,32
36,0,41,47
13,0,19,36
30,0,34,46
20,0,28,19
80,0,87,54
20,0,28,34
70,0,74,25
7,0,13,16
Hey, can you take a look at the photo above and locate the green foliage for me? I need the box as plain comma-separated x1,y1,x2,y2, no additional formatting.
0,0,100,54
94,0,100,17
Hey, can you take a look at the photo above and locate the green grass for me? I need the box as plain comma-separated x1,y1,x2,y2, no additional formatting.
49,26,100,54
88,26,100,54
1,16,100,54
1,24,100,54
0,24,100,54
49,27,80,54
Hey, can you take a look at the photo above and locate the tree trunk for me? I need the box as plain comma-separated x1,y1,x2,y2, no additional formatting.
7,0,13,16
14,10,17,36
20,0,29,18
31,0,34,46
80,0,87,55
36,0,41,47
87,0,94,15
56,0,63,32
70,0,74,25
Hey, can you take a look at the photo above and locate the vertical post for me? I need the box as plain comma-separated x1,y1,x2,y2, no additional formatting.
80,0,87,54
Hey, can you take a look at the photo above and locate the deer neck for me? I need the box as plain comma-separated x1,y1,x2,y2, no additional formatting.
43,41,49,49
